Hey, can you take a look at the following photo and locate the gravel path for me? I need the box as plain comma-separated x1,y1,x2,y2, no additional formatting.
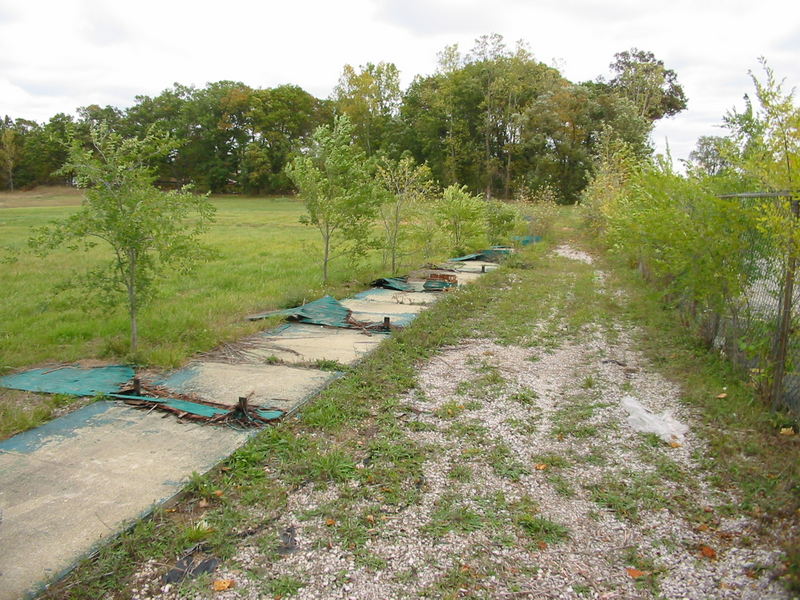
128,247,792,600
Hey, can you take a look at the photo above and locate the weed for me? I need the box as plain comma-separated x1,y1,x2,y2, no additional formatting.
423,494,484,537
488,443,530,481
547,473,576,498
262,575,304,597
448,464,473,482
313,358,349,372
508,387,540,405
586,471,668,521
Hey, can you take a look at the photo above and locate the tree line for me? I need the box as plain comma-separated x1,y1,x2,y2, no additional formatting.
0,36,686,203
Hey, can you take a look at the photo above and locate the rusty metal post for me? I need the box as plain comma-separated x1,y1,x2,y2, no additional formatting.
769,196,799,410
383,316,391,331
133,377,141,396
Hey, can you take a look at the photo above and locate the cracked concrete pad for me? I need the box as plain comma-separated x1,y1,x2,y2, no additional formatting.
0,401,251,600
340,298,427,327
353,288,441,306
155,362,334,411
247,324,388,366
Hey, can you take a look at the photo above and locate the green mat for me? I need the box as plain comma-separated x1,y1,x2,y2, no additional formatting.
248,295,353,328
0,365,135,397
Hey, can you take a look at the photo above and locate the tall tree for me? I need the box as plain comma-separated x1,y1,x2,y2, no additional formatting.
333,62,401,155
0,119,20,190
608,48,687,121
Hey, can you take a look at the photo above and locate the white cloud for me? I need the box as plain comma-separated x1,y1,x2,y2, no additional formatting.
0,0,797,163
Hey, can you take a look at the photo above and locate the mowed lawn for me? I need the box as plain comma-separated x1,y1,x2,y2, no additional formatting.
0,188,415,436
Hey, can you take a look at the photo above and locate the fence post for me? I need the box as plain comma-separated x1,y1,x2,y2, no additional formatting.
769,195,799,410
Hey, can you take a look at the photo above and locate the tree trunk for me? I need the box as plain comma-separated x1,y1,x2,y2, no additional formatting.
322,225,330,284
127,251,139,355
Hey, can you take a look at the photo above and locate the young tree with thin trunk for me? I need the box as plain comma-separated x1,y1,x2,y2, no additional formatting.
28,123,215,357
375,154,435,273
286,116,379,283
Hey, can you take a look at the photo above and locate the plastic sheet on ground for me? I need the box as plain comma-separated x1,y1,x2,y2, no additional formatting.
621,395,688,443
0,365,134,397
512,235,541,246
450,246,514,263
370,277,423,291
248,295,352,327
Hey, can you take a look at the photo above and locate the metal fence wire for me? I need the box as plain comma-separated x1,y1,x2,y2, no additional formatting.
704,193,799,413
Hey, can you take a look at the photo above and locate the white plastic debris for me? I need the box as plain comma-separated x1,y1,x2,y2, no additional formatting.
621,395,688,443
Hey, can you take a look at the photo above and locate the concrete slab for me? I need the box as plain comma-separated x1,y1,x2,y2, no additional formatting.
155,362,334,412
452,271,483,285
446,260,500,273
0,401,251,600
339,299,425,327
353,288,440,306
246,324,388,366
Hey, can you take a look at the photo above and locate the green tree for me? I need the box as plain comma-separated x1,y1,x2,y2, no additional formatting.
333,62,401,155
724,59,800,408
687,135,736,176
485,199,521,245
285,116,379,283
29,124,216,356
375,154,435,273
0,120,20,190
608,48,687,121
436,184,487,254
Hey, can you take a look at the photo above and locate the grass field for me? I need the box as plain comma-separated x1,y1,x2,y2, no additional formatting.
0,187,441,437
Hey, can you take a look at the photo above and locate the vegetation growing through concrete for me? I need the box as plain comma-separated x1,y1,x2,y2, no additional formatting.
34,213,800,599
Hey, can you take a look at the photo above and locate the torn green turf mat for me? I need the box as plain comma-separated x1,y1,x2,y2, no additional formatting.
0,365,135,397
512,235,541,246
110,393,230,417
450,247,514,263
370,277,414,291
423,280,456,291
248,295,352,328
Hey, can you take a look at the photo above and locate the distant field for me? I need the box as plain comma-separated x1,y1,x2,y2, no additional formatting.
0,186,84,208
0,188,421,371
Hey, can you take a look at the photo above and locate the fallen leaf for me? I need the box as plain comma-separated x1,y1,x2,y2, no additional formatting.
534,463,548,471
716,393,728,399
699,544,717,559
325,518,336,526
537,541,548,550
780,427,795,436
745,568,757,579
696,523,709,532
220,466,231,472
198,499,209,508
669,441,682,448
626,567,645,579
213,489,224,497
212,579,235,591
365,514,375,523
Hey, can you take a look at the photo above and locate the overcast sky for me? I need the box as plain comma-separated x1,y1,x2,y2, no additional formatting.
1,0,798,163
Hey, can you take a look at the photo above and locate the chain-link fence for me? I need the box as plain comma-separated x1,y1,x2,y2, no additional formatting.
701,193,799,413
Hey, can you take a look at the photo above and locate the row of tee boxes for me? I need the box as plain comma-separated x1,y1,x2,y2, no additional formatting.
0,252,511,427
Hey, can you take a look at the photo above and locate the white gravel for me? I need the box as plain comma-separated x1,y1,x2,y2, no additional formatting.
127,250,792,600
